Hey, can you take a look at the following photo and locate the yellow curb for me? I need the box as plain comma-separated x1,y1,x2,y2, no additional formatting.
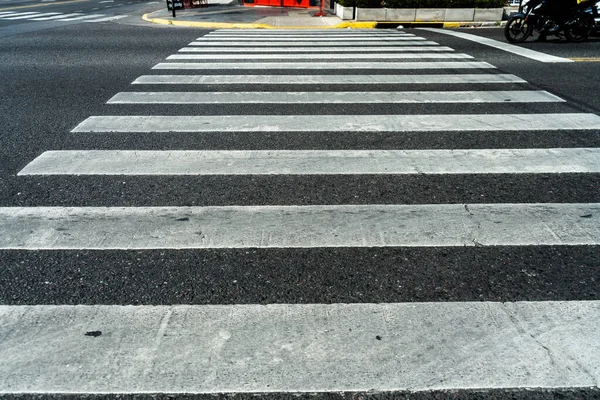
443,22,461,28
0,0,87,11
569,57,600,62
333,21,377,28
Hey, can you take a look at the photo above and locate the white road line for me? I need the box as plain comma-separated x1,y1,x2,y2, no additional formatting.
205,34,417,38
0,204,598,249
178,46,454,53
29,13,82,20
203,37,424,41
107,91,563,104
132,74,526,85
58,14,105,21
420,28,574,63
166,53,473,60
189,40,432,46
0,12,18,15
19,149,600,176
83,15,125,22
3,12,55,19
71,113,600,133
209,29,383,32
152,61,495,70
0,11,40,18
2,301,599,393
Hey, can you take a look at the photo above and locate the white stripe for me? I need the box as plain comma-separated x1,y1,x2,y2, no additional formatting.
209,29,383,32
0,204,598,249
206,34,417,38
0,12,19,15
29,13,82,20
179,46,454,53
203,37,424,41
57,14,105,21
420,28,574,63
189,40,432,46
2,301,599,393
18,149,600,176
71,114,600,133
0,11,40,18
153,61,495,70
132,74,526,85
3,12,56,19
107,91,563,104
83,15,122,22
166,53,473,60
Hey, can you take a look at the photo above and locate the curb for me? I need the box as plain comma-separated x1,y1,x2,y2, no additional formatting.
142,13,502,29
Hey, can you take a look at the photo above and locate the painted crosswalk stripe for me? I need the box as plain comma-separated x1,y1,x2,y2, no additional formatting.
2,301,599,393
421,28,574,63
205,34,417,38
83,15,125,22
179,46,455,53
189,40,432,46
19,149,600,176
107,91,563,104
29,13,82,20
0,11,40,18
211,29,387,32
3,12,60,19
57,14,104,21
153,61,495,70
0,204,598,249
202,37,425,42
132,74,526,85
72,113,600,133
166,53,473,60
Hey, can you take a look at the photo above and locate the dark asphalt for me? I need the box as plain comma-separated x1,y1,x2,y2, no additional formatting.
1,22,599,303
0,19,598,398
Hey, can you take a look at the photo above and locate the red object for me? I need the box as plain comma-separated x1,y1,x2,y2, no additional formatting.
313,0,326,16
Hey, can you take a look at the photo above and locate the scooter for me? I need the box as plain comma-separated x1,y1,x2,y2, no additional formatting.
505,0,598,43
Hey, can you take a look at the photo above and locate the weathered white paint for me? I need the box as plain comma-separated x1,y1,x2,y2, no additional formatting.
152,61,495,70
206,34,416,38
0,12,41,18
420,28,574,63
131,74,526,85
57,13,104,21
18,148,600,176
2,12,59,19
28,13,82,20
1,301,600,393
179,46,454,53
201,37,423,41
106,91,563,104
72,113,600,133
188,40,432,46
0,204,597,249
166,53,473,60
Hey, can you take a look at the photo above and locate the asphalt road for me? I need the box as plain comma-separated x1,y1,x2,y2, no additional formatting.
0,15,599,398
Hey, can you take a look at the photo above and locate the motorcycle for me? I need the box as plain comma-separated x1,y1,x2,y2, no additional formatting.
504,0,599,43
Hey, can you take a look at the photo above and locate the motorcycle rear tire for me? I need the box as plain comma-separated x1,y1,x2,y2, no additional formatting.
505,16,533,43
564,15,594,42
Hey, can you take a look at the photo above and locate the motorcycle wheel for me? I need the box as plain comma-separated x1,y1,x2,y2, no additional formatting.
564,15,594,42
505,16,533,43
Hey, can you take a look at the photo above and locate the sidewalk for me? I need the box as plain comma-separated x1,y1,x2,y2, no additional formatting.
143,1,511,29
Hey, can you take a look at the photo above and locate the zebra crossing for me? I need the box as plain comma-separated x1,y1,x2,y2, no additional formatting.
0,10,126,22
1,28,599,395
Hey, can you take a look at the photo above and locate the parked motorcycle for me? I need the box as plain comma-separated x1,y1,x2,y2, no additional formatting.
504,0,599,43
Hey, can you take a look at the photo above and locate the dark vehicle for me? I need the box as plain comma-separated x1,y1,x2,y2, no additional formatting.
505,0,599,42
